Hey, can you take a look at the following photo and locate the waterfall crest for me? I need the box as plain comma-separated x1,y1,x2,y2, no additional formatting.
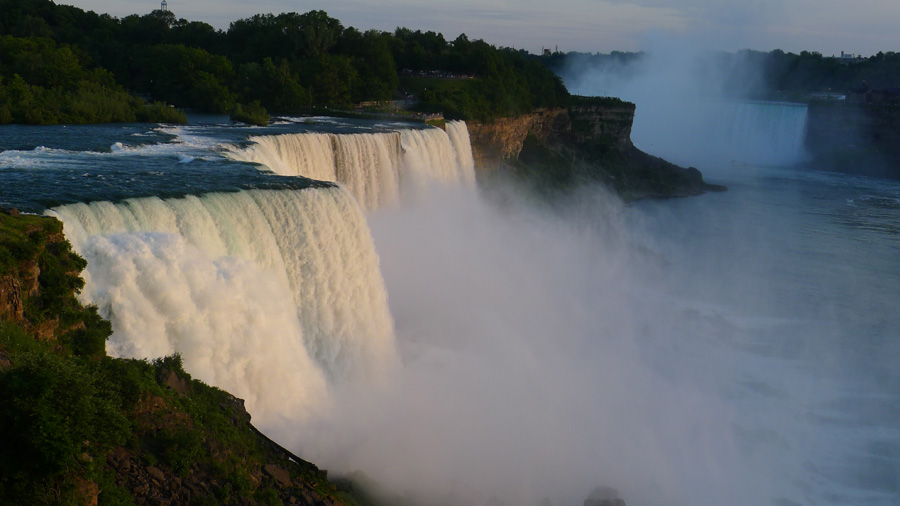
48,187,397,419
227,121,476,209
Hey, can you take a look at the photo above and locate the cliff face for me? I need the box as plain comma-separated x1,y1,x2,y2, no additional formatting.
467,98,723,199
805,102,900,178
467,108,570,167
467,101,635,169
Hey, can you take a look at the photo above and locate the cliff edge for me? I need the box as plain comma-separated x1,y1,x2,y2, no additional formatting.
468,97,725,199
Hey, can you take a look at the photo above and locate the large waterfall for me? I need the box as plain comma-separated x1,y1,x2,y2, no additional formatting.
227,121,476,209
45,122,478,420
48,187,397,421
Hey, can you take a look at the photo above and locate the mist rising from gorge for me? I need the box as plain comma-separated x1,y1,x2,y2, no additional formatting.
258,180,791,506
558,39,811,173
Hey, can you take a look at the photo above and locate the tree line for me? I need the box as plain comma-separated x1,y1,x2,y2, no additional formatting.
0,0,569,124
543,48,900,99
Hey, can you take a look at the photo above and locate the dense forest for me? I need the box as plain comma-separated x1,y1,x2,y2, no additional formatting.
0,0,569,124
543,48,900,100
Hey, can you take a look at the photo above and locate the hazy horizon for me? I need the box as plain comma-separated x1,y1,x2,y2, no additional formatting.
59,0,899,58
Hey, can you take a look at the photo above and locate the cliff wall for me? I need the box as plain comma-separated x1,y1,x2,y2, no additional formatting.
467,100,635,169
466,98,723,199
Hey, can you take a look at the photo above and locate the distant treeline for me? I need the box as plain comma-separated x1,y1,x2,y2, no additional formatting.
543,49,900,99
0,0,569,124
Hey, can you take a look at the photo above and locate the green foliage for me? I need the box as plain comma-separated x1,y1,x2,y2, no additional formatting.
236,58,307,111
0,212,54,274
395,36,569,120
231,101,270,126
137,102,188,124
1,3,571,121
70,306,112,357
0,320,41,355
151,427,203,475
0,34,184,124
133,44,237,112
0,351,129,477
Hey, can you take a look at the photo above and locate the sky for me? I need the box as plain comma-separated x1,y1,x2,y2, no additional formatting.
61,0,900,57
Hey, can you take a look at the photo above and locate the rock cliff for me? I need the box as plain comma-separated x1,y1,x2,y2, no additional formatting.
467,97,724,199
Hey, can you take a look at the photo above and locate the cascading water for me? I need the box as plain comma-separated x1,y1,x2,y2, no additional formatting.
445,120,477,181
48,187,397,422
708,100,809,166
226,121,476,209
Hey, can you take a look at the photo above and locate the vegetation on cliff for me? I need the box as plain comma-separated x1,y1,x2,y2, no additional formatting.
0,0,568,124
0,210,377,506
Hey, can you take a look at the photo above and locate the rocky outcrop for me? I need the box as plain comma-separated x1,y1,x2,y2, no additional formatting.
467,97,724,199
0,210,83,341
467,101,637,169
467,108,570,166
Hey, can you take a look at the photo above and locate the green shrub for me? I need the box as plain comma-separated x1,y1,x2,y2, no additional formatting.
230,101,270,126
0,351,128,477
138,102,188,124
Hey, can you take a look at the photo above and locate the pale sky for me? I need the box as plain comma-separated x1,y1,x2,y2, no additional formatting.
61,0,900,56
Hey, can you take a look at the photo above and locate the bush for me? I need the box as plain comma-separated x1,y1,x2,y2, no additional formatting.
230,101,269,126
0,351,129,477
137,102,187,124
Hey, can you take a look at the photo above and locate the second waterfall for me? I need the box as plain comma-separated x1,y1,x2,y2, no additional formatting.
227,120,476,210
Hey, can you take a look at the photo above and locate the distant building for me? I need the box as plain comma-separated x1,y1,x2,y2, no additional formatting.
161,0,167,11
833,51,862,64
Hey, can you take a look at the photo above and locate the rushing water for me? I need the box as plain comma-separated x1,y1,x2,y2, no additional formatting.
0,113,897,506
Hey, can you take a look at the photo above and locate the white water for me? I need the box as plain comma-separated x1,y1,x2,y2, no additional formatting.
48,187,397,421
226,121,476,210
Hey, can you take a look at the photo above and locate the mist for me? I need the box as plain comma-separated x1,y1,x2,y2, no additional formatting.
559,39,810,172
257,180,806,506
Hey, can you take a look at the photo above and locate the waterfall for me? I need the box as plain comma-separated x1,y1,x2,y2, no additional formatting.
47,187,397,420
446,120,477,182
226,121,476,209
711,101,809,166
628,99,810,169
